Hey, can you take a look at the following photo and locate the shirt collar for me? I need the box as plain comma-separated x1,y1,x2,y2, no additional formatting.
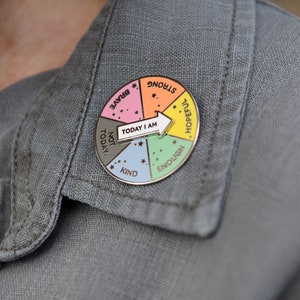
0,0,255,261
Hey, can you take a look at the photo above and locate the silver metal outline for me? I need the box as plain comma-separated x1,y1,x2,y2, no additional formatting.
94,75,200,185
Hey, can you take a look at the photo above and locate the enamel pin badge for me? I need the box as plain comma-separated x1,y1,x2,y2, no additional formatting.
95,76,199,185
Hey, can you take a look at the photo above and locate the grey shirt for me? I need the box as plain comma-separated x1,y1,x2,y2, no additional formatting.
0,0,300,299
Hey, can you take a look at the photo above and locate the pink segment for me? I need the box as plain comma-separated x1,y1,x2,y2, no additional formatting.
101,80,144,123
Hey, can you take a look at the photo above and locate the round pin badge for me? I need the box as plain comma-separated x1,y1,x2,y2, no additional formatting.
95,76,199,185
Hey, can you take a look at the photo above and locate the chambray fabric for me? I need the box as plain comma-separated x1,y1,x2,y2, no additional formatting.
0,1,116,261
0,0,255,261
0,0,300,299
63,0,255,236
0,71,57,241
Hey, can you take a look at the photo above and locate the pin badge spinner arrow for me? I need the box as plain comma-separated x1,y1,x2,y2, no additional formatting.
95,76,200,185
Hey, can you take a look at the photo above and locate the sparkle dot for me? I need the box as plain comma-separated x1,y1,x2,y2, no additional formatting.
179,111,182,113
173,105,176,109
173,140,177,144
141,159,146,164
110,165,114,170
120,109,123,113
156,158,159,161
112,113,115,116
135,111,138,114
160,149,163,152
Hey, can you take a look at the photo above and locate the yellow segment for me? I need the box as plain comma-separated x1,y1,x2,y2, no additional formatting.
164,91,199,141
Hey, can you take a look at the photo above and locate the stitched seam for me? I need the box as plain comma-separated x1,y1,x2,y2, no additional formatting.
0,0,118,253
11,86,57,252
0,78,59,251
205,0,237,226
69,174,190,209
11,85,58,241
196,0,236,205
11,113,29,255
20,84,58,226
8,112,28,238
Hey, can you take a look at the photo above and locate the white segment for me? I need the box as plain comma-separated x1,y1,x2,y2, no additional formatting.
117,112,172,142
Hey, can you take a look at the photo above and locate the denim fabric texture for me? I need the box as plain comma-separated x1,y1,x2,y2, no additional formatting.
0,0,300,299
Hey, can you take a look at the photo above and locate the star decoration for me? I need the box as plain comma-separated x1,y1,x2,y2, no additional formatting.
138,141,143,146
152,93,157,98
141,159,146,164
135,110,138,114
132,83,137,88
110,165,114,170
173,140,177,144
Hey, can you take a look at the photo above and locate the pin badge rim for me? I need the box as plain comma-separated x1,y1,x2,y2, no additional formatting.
94,75,200,185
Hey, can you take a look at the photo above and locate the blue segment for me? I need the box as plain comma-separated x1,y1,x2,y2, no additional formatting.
108,138,151,183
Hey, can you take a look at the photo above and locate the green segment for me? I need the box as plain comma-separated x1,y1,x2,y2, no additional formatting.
148,134,193,180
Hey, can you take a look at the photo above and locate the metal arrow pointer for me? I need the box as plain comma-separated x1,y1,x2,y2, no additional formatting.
117,112,172,142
